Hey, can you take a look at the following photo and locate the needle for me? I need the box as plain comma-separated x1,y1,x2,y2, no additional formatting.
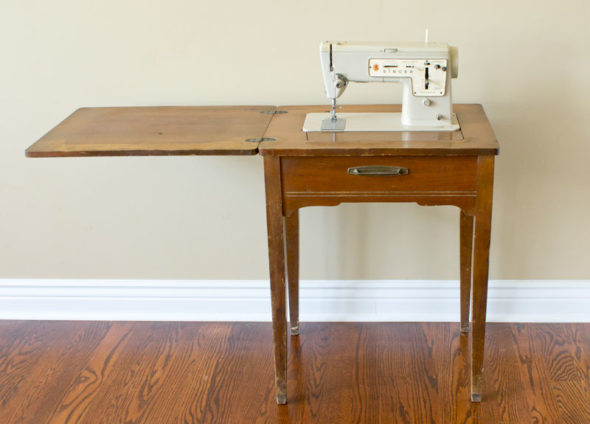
331,98,337,121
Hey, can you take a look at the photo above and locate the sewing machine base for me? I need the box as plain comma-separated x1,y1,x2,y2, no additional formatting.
303,112,460,132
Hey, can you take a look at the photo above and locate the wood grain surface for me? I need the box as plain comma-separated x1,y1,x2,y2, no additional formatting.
284,210,300,336
26,104,498,158
264,155,288,404
281,156,478,193
26,106,276,157
460,210,475,332
470,156,495,402
1,321,589,424
259,104,499,157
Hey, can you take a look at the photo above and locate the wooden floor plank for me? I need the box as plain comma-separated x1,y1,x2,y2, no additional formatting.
0,322,589,423
0,321,112,424
480,323,533,423
45,322,135,423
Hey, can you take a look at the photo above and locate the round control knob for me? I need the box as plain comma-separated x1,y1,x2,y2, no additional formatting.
332,73,348,98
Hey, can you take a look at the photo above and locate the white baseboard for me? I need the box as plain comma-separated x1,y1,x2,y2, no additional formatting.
0,279,588,322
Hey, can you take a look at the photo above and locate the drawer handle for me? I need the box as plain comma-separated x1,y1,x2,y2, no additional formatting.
347,165,409,176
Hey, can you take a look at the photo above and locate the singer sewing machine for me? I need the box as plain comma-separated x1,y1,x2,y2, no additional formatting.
303,40,459,132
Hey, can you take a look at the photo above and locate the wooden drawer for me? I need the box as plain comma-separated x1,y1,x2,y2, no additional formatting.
281,156,478,194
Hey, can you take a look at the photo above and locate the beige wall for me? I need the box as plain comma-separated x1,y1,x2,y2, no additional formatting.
2,0,589,280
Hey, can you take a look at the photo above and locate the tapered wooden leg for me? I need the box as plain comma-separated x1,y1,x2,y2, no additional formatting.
460,211,474,333
470,156,495,402
285,210,300,336
264,156,288,405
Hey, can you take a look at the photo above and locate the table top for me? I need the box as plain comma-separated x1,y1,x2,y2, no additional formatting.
259,104,498,156
26,106,276,157
26,104,498,158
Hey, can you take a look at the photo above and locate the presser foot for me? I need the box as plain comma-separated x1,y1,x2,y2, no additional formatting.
320,117,346,131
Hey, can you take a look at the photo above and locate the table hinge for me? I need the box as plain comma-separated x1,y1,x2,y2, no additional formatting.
260,110,288,115
245,137,276,143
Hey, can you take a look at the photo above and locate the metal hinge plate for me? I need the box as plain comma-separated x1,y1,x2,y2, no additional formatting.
245,137,276,143
260,110,288,115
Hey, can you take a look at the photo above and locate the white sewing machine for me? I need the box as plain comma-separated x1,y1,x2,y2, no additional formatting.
303,39,459,132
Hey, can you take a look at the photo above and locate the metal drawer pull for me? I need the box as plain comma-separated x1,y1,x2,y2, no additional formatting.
347,165,409,176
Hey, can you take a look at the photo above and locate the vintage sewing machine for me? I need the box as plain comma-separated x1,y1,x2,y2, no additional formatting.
303,40,459,132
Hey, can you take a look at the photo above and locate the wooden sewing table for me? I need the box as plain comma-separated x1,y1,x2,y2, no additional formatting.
26,104,499,404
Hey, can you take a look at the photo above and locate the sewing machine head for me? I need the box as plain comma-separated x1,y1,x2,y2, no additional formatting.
303,40,459,132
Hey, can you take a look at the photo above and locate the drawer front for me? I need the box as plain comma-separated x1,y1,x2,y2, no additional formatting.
281,156,478,194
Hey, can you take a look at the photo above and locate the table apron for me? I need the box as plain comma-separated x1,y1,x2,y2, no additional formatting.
280,155,479,215
283,193,477,215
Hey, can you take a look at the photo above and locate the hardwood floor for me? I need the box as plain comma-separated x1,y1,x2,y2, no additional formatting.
0,322,589,423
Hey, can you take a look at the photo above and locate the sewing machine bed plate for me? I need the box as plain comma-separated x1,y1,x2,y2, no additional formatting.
303,112,460,133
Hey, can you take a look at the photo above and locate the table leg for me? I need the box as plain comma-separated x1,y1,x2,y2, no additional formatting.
460,211,474,333
470,156,495,402
264,156,288,405
285,210,300,336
